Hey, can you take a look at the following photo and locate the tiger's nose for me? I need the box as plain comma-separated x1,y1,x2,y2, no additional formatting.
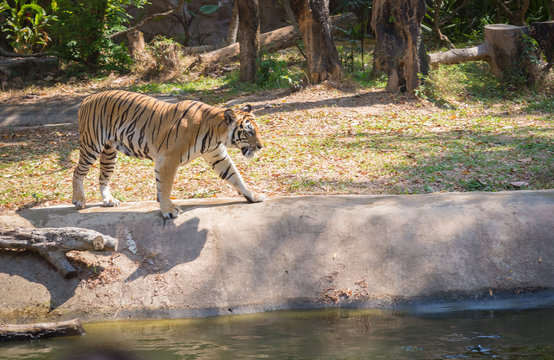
256,144,263,150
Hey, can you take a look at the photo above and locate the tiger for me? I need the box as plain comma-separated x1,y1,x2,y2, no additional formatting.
72,90,264,219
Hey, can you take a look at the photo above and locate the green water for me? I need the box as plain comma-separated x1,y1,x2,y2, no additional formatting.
1,308,553,359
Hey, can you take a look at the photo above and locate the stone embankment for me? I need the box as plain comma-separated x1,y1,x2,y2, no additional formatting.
0,190,552,322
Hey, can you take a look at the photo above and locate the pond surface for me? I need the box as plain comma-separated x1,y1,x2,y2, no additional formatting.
1,307,553,359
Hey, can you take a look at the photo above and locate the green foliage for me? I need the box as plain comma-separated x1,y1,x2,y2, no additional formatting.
195,4,219,16
0,0,55,53
51,0,148,71
144,35,182,72
421,0,551,46
256,53,301,89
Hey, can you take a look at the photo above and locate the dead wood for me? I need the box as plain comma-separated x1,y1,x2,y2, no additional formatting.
0,318,84,341
429,24,543,83
0,227,118,278
194,13,355,69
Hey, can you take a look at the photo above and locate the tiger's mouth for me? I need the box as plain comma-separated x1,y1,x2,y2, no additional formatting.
241,146,256,159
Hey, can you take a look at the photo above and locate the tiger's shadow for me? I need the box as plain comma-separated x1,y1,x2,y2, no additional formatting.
9,201,239,310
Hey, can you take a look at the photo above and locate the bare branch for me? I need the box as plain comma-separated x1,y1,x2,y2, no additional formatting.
438,0,471,26
0,227,118,278
0,319,84,341
108,0,186,39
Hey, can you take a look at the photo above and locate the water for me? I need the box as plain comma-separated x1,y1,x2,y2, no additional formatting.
1,307,553,359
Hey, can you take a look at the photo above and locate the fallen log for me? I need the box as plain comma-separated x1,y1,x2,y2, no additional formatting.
0,227,118,278
0,46,50,58
0,318,84,341
194,13,356,68
428,24,542,83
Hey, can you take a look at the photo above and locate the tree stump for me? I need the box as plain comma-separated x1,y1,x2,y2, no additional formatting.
162,43,181,71
429,24,543,84
126,30,146,59
0,227,118,278
0,319,85,341
530,21,554,68
371,0,428,93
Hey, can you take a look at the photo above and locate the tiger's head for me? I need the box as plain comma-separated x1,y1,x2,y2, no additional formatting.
224,105,263,159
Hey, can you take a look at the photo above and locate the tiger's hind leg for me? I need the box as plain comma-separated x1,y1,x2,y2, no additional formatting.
72,146,101,209
99,143,120,207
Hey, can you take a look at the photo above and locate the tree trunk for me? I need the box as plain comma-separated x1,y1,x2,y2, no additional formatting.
530,21,554,69
429,24,543,84
288,0,343,84
0,319,85,341
431,0,454,48
238,0,260,82
0,227,118,278
226,0,240,45
371,0,428,93
196,14,355,68
491,0,530,26
84,0,108,66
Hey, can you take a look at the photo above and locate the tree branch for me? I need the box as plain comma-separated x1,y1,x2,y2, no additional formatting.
0,319,84,341
438,0,471,26
108,0,186,39
0,227,118,278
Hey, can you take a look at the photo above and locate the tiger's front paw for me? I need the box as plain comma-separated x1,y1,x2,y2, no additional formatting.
245,192,265,203
102,197,120,207
161,204,181,219
72,199,86,209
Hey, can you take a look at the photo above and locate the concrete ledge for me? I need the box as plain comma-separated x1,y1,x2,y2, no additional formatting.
0,100,81,127
0,191,553,322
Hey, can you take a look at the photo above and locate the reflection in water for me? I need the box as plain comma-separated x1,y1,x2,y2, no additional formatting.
1,307,553,359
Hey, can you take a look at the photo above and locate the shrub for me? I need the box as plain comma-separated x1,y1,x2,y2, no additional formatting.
0,0,55,54
257,52,300,89
51,0,148,71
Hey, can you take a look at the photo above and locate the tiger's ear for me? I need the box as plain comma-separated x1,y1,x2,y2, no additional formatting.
241,104,252,113
224,109,237,126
